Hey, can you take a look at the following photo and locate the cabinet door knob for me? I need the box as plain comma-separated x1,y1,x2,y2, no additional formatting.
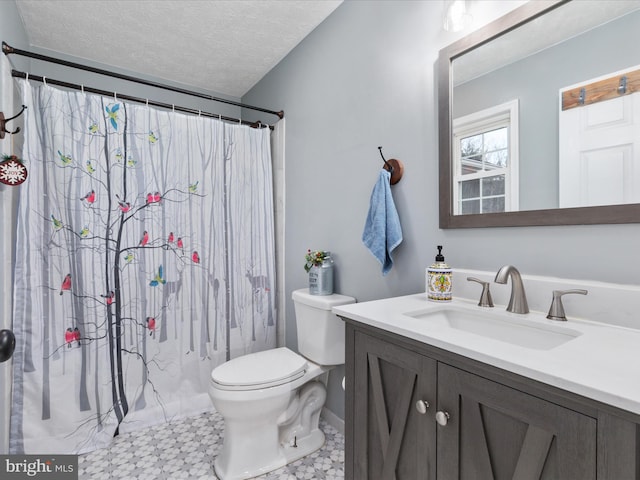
415,400,430,414
435,410,450,426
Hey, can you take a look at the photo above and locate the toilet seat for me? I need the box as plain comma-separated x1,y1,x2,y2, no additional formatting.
211,347,307,391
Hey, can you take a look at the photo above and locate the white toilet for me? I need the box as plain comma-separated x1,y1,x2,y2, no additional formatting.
208,288,356,480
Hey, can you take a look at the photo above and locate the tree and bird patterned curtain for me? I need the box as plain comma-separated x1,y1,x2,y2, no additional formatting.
10,81,276,454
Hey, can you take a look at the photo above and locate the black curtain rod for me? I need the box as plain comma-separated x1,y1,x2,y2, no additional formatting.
11,70,272,130
3,41,283,120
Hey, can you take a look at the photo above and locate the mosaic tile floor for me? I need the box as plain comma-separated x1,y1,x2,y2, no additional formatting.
78,411,344,479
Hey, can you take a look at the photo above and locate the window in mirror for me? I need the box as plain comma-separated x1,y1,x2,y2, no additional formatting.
453,100,519,215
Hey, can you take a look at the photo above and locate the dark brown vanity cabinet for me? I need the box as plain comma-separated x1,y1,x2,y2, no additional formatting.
345,322,638,480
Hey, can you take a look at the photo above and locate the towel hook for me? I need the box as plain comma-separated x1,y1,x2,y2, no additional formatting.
377,146,404,185
0,104,27,139
378,146,393,173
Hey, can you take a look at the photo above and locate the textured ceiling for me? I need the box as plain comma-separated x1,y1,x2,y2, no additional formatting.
14,0,342,98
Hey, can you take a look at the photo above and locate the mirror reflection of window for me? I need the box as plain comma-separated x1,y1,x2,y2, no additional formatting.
453,100,519,215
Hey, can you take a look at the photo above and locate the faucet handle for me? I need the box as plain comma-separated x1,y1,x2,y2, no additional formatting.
546,289,588,321
467,277,494,307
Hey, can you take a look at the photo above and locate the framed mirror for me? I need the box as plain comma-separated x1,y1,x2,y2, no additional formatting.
439,0,640,228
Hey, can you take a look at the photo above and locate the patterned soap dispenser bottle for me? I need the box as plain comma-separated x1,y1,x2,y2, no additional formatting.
427,245,452,302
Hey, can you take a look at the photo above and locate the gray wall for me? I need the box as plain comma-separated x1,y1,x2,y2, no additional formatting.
0,0,29,456
0,0,29,71
243,0,640,420
454,9,640,211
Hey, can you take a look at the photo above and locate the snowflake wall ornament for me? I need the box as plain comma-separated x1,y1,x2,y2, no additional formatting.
0,155,28,186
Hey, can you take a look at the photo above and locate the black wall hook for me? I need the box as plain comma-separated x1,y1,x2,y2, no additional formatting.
378,146,394,174
377,146,404,185
0,104,27,139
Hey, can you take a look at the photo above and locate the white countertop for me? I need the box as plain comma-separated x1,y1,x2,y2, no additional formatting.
334,294,640,416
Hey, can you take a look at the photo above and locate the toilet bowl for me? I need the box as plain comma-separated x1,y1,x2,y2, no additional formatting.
209,289,355,480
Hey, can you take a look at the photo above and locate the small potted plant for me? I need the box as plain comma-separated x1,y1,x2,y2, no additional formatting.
304,249,334,295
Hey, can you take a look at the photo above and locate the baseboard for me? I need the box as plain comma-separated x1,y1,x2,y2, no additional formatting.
321,407,344,435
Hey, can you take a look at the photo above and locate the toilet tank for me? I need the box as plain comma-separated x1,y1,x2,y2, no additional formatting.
292,288,356,365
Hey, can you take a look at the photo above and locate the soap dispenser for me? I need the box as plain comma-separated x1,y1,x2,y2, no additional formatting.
427,245,452,302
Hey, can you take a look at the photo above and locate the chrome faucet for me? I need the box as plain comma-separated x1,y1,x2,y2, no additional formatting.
494,265,529,314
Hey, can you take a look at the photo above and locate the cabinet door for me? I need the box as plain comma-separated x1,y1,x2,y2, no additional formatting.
352,331,437,480
437,364,596,480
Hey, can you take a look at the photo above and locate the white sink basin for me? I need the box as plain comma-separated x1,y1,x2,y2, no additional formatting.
405,307,581,350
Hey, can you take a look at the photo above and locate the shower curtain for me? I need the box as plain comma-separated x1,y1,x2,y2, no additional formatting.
10,80,277,454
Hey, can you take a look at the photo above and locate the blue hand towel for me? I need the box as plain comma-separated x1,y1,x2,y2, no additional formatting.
362,169,403,275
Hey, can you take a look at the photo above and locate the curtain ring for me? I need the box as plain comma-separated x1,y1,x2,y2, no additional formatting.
172,104,175,113
198,110,201,117
114,92,117,101
42,76,47,86
81,84,84,93
25,72,29,82
146,98,149,107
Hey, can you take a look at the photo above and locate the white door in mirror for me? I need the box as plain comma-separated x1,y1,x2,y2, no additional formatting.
559,90,640,208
